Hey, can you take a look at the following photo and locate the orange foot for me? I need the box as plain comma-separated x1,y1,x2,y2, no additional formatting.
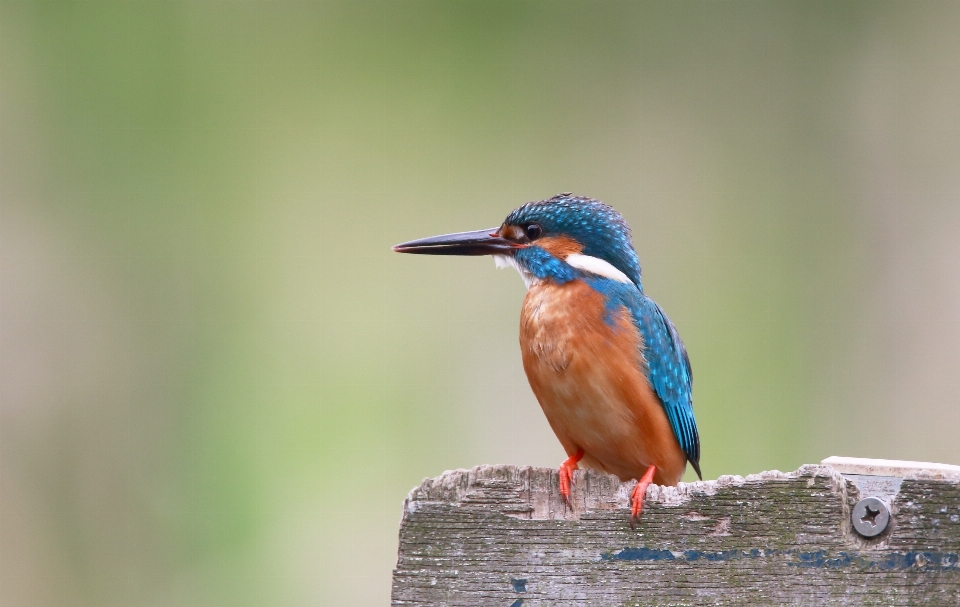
558,448,585,506
630,464,658,529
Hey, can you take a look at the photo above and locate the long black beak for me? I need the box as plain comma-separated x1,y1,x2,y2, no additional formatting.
392,228,519,256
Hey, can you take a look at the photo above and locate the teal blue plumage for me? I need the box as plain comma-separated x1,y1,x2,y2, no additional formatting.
630,292,701,478
394,193,703,487
583,276,701,478
512,194,701,478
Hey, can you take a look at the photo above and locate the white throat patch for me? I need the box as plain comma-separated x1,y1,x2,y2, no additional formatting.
494,255,540,289
565,253,632,284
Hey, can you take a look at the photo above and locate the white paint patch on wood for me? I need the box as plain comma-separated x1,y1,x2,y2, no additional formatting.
821,455,960,477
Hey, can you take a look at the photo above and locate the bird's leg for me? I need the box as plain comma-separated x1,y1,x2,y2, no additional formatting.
558,448,585,506
630,464,658,528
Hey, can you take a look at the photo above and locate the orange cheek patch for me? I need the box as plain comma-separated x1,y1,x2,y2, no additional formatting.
537,236,583,259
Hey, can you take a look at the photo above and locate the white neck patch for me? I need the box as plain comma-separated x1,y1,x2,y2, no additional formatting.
494,252,632,289
493,254,540,289
565,253,632,284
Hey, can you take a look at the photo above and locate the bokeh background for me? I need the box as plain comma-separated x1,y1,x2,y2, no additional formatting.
3,1,960,604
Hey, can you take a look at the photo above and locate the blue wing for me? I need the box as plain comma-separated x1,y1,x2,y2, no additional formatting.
629,295,701,478
586,277,701,478
585,276,703,479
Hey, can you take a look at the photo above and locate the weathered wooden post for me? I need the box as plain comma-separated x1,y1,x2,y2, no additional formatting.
392,457,960,606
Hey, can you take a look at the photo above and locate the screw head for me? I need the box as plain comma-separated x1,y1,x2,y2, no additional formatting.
852,497,890,537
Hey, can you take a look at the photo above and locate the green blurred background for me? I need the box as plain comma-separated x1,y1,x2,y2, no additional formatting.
3,1,959,604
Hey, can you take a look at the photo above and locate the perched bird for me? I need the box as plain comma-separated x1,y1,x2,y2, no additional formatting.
393,194,700,524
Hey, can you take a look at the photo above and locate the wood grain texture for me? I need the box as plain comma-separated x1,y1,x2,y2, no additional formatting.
392,465,960,606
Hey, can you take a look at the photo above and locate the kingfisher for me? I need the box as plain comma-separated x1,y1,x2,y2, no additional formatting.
393,194,701,524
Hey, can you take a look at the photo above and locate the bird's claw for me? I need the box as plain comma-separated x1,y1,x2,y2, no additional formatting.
559,465,574,507
557,448,585,508
629,482,648,529
629,464,658,529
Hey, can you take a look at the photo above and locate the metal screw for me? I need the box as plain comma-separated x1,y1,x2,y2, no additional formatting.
852,497,890,537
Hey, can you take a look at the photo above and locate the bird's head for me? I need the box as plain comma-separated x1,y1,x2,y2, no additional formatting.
393,194,643,290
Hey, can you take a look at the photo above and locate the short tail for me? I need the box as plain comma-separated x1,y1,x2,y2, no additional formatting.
689,458,702,480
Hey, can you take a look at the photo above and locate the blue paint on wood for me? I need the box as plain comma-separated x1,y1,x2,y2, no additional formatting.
603,547,960,571
510,578,527,592
509,600,524,607
608,547,676,561
791,550,855,568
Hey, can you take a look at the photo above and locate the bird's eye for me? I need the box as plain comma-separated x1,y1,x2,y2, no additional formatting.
525,223,543,241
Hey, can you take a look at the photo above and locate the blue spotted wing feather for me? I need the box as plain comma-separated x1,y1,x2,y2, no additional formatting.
629,294,701,478
583,277,702,477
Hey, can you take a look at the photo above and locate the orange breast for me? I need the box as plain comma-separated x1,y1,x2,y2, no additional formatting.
520,279,687,486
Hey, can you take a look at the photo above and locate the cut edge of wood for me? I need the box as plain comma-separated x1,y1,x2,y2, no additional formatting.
403,464,823,522
402,462,960,522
